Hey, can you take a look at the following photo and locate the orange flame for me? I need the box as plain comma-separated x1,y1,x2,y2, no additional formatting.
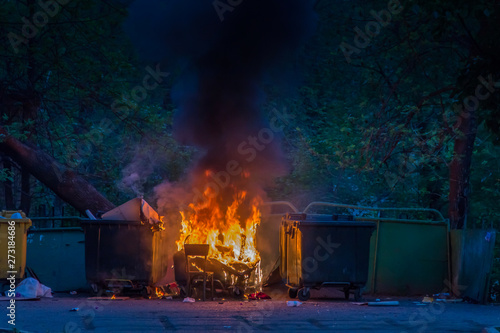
155,287,165,298
111,294,116,300
176,178,262,266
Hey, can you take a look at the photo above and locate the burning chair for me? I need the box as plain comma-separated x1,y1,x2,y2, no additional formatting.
184,244,214,301
174,245,261,299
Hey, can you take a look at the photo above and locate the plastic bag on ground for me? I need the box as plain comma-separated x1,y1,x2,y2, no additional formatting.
15,277,52,298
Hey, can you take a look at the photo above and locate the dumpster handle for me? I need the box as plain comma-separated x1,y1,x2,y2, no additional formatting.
261,201,299,214
303,202,446,222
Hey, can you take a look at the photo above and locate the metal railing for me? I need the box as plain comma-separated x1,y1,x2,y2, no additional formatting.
303,201,447,224
30,216,83,229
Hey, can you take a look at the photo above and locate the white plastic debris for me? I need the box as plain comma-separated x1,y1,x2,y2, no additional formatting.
15,277,52,298
183,297,196,303
367,301,399,306
69,291,77,295
287,301,302,307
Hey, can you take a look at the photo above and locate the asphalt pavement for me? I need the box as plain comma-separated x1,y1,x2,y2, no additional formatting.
1,288,499,332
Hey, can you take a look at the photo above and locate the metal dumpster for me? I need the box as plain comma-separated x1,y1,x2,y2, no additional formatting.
26,227,87,292
281,213,376,301
81,219,168,296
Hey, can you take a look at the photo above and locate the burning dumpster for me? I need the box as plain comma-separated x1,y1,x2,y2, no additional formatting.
281,213,376,301
173,185,263,298
81,198,168,296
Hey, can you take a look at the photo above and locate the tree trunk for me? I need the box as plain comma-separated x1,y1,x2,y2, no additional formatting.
0,125,115,215
20,167,31,214
448,106,477,229
2,156,14,209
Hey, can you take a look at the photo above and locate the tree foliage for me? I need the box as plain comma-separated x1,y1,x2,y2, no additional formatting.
0,0,498,232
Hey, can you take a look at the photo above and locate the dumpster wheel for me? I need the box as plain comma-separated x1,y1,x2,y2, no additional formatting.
298,288,310,301
141,286,151,299
354,288,362,302
343,286,350,300
288,288,298,299
90,283,104,296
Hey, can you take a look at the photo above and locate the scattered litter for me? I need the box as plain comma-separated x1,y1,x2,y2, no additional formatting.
165,296,173,300
218,302,224,304
87,296,129,301
436,298,463,303
183,297,195,303
247,292,271,300
70,308,79,312
287,301,302,307
421,295,462,304
224,326,232,329
367,301,399,306
427,293,462,303
352,302,367,306
69,291,77,295
375,298,380,301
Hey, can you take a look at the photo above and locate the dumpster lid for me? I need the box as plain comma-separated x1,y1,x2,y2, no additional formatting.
101,198,163,229
1,210,27,219
291,221,376,227
283,213,375,227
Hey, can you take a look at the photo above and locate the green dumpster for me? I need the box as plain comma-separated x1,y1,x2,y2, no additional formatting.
26,227,87,292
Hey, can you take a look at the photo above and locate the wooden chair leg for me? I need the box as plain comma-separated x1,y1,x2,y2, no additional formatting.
186,256,191,298
211,274,214,300
202,255,207,301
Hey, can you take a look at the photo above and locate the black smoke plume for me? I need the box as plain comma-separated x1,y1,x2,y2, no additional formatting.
126,0,316,201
